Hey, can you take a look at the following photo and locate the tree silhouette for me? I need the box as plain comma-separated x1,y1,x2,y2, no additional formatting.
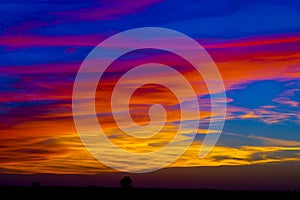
119,176,132,189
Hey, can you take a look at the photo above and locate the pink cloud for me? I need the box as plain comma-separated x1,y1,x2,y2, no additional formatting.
202,33,300,49
54,0,163,20
273,98,299,107
0,61,80,75
0,34,104,48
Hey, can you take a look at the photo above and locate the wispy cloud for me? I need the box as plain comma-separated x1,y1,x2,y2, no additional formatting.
53,0,163,21
247,135,300,147
0,34,104,48
1,0,300,174
225,132,300,147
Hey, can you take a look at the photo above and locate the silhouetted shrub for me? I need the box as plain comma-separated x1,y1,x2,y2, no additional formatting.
119,176,132,189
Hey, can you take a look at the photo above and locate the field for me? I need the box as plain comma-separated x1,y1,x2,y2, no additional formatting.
1,185,298,198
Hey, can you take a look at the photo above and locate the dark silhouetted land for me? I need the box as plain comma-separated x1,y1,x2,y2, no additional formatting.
0,185,299,198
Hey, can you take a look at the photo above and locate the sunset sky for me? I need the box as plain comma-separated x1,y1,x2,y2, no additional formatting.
1,0,300,190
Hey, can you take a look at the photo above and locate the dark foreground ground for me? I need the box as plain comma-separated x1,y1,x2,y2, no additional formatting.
1,185,299,198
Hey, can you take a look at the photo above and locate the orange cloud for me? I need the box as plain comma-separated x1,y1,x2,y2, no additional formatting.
2,33,300,174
